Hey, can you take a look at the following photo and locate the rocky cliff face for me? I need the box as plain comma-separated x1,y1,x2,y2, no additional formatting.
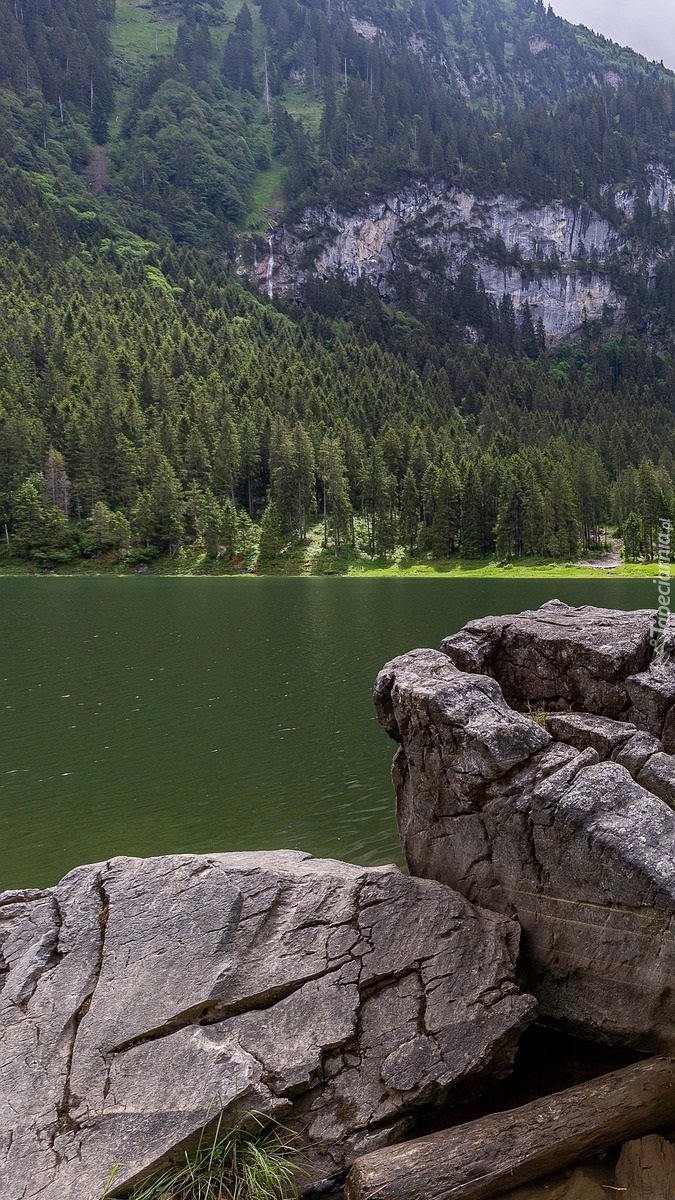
254,168,675,341
374,601,675,1052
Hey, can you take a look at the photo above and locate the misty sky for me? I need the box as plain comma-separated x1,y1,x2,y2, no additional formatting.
549,0,675,70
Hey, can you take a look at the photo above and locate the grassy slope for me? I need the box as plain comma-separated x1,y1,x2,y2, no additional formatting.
109,0,321,233
110,0,241,120
112,0,179,68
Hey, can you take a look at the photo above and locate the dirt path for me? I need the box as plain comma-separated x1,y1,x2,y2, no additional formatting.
577,539,623,570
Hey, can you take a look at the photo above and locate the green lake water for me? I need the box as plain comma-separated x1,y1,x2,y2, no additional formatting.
0,577,660,891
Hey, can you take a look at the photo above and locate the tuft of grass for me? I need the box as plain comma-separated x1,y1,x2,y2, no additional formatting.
525,702,549,729
101,1111,303,1200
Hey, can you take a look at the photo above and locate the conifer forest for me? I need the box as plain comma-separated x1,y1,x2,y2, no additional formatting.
3,0,675,570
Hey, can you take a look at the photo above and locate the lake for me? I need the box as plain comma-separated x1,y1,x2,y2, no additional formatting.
0,576,660,891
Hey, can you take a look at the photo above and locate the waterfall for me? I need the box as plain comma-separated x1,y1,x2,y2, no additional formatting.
266,237,274,299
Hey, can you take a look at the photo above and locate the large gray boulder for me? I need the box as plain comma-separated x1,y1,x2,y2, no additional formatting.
0,851,536,1200
374,644,675,1053
440,599,675,743
441,599,654,716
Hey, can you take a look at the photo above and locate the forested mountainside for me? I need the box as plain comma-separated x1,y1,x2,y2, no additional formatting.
2,0,675,568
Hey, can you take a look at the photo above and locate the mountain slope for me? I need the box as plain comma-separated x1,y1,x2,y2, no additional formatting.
3,0,675,252
0,0,675,570
303,0,671,108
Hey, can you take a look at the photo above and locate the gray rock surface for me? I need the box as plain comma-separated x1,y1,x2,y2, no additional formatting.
625,665,675,737
636,752,675,806
0,850,535,1200
612,731,663,776
544,712,635,759
661,706,675,755
375,641,675,1051
373,647,552,795
255,183,636,340
440,599,653,715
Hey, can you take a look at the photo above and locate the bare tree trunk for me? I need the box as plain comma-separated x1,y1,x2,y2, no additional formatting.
347,1057,675,1200
263,51,270,115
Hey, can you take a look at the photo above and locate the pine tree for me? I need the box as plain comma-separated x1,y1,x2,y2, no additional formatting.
239,416,261,514
361,448,388,556
636,458,665,559
292,423,315,543
460,463,484,559
90,500,131,551
431,461,460,557
145,458,185,554
199,489,224,557
322,436,351,556
622,510,643,561
220,497,236,558
14,474,70,557
400,468,420,554
270,426,297,546
259,498,284,560
43,446,71,516
494,466,523,560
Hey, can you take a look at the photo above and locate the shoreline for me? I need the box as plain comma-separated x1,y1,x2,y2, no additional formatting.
0,558,671,580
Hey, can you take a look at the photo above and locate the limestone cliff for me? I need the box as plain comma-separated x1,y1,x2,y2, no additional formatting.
251,167,675,342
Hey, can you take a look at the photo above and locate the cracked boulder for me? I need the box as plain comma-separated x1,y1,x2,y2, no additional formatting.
375,646,675,1053
0,850,536,1200
440,599,654,715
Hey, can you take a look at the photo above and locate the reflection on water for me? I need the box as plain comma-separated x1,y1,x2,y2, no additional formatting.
0,576,658,889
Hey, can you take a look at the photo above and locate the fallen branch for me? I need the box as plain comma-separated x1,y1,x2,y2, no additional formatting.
346,1056,675,1200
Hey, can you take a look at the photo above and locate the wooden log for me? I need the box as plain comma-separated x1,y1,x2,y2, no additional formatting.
616,1134,675,1199
346,1057,675,1200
